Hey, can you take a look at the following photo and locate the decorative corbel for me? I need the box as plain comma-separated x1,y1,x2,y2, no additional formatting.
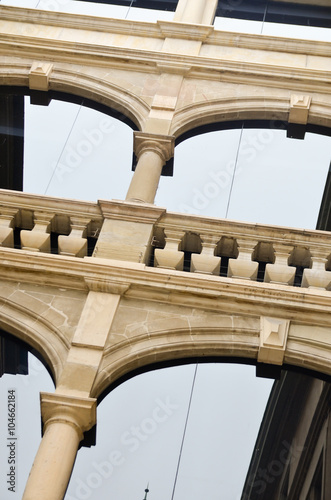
258,317,290,365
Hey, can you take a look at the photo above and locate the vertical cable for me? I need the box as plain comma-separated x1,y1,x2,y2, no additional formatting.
225,124,244,219
125,0,134,19
43,103,83,195
261,0,270,34
170,364,198,500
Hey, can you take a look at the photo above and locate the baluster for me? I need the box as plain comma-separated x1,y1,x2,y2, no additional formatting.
301,250,331,289
154,229,185,270
58,217,90,258
264,243,296,285
20,212,53,252
0,208,18,247
190,234,220,275
228,238,258,280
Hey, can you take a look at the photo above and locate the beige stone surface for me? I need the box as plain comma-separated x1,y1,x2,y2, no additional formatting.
1,2,331,497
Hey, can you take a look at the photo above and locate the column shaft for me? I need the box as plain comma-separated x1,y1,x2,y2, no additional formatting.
22,421,81,500
174,0,218,24
126,150,164,204
181,0,206,24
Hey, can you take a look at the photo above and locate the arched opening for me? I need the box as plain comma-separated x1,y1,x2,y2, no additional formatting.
64,359,331,500
0,330,54,499
156,120,331,230
0,86,136,201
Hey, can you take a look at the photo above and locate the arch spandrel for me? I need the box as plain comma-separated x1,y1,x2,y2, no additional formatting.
2,6,331,141
171,91,331,140
0,280,87,384
0,60,152,132
91,297,259,398
90,295,331,399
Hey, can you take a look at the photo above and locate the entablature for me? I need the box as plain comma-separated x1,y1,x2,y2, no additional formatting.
1,194,331,327
0,5,330,93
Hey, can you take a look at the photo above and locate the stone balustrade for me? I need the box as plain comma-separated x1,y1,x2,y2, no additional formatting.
1,191,331,292
0,190,102,257
152,213,331,290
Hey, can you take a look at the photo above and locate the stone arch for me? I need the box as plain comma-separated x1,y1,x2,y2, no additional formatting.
92,314,261,398
0,61,150,132
170,95,331,141
0,292,70,384
93,314,331,399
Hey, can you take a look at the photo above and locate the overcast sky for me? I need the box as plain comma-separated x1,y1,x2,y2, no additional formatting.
0,1,331,500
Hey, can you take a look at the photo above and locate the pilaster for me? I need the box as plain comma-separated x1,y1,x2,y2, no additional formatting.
92,199,165,263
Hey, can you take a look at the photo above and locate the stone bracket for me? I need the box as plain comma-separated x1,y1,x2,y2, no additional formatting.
258,316,290,365
29,61,53,91
84,277,131,295
289,94,311,125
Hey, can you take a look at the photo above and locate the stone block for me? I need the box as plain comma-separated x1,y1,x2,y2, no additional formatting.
258,316,290,365
228,258,258,280
264,263,296,285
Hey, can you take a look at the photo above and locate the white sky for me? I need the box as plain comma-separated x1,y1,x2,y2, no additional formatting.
0,1,331,500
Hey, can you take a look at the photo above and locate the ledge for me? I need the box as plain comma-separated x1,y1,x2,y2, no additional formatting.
0,247,330,327
1,5,331,59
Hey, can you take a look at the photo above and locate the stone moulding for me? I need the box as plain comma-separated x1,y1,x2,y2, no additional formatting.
1,60,331,140
93,316,331,398
0,238,331,393
1,33,330,94
0,294,69,384
1,5,331,58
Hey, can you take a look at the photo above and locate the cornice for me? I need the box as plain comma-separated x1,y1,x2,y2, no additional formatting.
156,211,331,249
0,189,102,220
0,37,330,98
1,6,331,58
207,31,331,58
0,5,164,38
0,248,331,327
157,20,214,41
98,199,166,223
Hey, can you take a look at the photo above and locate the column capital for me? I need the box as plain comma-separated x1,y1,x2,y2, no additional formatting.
41,392,97,440
134,132,175,164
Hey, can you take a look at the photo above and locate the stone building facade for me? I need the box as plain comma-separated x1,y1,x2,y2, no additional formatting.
0,0,330,498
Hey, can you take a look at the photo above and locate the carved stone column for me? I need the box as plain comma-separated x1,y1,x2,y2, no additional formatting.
58,217,90,257
228,238,258,280
174,0,218,25
154,229,185,270
265,244,296,285
126,132,174,204
302,250,331,289
191,234,220,275
20,212,53,252
23,393,96,500
0,207,17,247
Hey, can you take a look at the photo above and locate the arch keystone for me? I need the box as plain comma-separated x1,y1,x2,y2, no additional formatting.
29,62,53,91
258,317,290,366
